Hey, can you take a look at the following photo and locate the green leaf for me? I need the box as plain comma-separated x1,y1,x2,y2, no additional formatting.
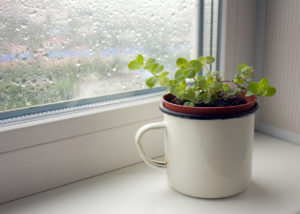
185,69,196,78
176,58,188,68
180,80,186,89
205,56,215,64
222,83,230,91
211,71,219,77
211,81,223,92
136,54,144,64
169,80,181,97
144,58,156,69
247,78,276,97
198,56,206,64
237,63,254,78
184,88,196,102
234,74,244,85
171,82,184,99
247,82,260,94
145,76,158,88
264,86,276,97
185,60,203,78
202,93,212,104
199,56,215,65
150,63,164,74
159,71,169,78
206,76,214,85
197,75,205,81
188,60,203,73
195,91,202,102
174,90,185,100
168,79,178,88
237,63,247,72
156,64,164,74
159,77,170,87
198,80,208,89
175,69,185,81
195,76,208,89
128,60,143,70
259,78,269,88
158,72,170,87
183,102,195,107
243,69,254,77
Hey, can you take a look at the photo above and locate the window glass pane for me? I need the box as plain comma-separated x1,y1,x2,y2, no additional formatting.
202,0,220,71
0,0,200,112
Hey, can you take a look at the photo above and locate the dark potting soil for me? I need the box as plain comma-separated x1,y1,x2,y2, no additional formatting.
167,96,247,107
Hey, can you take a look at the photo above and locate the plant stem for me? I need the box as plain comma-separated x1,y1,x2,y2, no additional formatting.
243,79,251,84
193,77,197,90
222,80,246,90
203,64,210,73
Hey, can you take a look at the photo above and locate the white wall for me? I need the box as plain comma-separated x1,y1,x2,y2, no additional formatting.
220,0,257,79
256,0,300,144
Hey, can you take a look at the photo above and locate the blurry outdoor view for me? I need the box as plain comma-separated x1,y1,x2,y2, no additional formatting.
0,0,198,112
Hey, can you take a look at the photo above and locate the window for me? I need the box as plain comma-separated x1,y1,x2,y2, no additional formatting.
0,0,224,204
0,0,221,122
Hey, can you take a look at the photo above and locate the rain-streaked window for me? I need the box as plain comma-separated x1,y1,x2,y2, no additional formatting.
0,0,221,117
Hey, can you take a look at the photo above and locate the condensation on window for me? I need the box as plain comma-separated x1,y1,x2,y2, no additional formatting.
0,0,199,112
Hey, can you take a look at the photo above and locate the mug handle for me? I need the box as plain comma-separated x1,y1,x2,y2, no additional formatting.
135,122,167,169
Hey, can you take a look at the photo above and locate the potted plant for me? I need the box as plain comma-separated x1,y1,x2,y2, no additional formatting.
128,55,276,198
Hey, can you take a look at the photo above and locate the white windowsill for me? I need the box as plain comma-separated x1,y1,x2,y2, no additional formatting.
1,132,299,214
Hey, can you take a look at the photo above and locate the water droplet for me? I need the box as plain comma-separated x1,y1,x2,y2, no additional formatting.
21,24,28,29
0,0,197,110
30,81,36,86
29,9,37,17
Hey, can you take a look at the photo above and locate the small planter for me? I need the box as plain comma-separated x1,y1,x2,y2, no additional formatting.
129,54,275,198
135,95,258,198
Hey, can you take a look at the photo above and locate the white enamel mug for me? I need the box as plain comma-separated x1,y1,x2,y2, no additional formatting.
135,102,258,198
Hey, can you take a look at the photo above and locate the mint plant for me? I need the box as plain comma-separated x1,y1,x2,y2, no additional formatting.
128,55,276,107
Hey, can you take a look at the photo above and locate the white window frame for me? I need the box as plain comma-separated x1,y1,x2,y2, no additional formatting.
0,96,165,203
0,0,258,204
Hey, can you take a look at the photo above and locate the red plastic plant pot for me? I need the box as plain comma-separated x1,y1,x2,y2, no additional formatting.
162,93,257,115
